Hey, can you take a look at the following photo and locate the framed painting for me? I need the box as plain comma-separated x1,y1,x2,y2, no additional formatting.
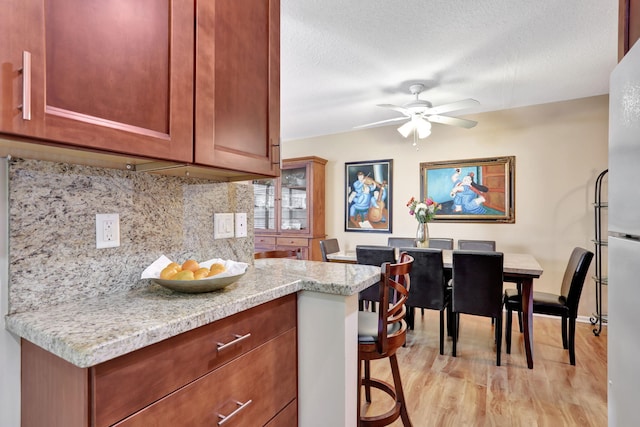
420,156,515,223
345,159,393,232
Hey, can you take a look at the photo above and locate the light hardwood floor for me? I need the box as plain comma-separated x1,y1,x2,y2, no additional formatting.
362,310,608,426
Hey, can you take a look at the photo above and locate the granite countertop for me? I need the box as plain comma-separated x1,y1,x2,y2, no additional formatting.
5,259,380,368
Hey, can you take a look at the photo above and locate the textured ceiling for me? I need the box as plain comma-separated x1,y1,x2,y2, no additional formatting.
280,0,618,141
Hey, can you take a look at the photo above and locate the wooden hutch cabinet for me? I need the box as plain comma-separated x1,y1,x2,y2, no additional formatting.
253,156,327,260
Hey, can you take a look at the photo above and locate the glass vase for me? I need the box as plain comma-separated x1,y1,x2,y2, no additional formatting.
416,222,429,248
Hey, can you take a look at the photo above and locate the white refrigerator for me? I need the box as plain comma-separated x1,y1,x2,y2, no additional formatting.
608,41,640,426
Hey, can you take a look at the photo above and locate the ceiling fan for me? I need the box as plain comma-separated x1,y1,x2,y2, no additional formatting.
355,84,479,139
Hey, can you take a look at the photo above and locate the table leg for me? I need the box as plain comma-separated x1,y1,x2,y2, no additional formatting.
521,277,534,369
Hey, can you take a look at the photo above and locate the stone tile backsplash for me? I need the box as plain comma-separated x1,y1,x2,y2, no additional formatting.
8,158,254,314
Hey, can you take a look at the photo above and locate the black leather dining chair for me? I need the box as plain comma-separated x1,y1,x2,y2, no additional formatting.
504,247,593,365
319,238,340,262
387,237,417,248
402,247,450,355
458,239,524,331
428,238,454,250
457,239,496,251
451,250,505,366
356,245,397,311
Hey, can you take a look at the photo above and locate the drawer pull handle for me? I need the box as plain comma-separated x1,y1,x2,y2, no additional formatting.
217,399,252,425
20,51,32,120
216,333,251,351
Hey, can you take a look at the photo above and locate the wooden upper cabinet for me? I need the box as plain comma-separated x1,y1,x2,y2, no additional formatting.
195,0,280,176
619,0,640,60
1,0,195,162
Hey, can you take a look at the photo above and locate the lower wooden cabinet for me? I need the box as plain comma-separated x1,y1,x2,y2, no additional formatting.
21,295,298,427
114,329,296,426
265,400,298,427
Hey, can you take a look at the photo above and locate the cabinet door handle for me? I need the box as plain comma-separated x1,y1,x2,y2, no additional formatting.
217,399,252,425
216,333,251,351
20,51,32,120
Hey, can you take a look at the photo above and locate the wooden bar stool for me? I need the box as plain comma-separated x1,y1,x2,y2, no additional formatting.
254,248,302,259
358,252,414,426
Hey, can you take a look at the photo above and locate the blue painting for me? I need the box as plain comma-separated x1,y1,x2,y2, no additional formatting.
420,157,515,223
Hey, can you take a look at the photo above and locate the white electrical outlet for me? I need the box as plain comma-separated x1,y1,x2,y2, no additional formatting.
96,213,120,248
214,213,234,239
235,213,247,237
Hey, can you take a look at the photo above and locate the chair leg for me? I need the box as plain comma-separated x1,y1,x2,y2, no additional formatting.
438,309,445,355
561,316,568,349
452,313,459,357
421,308,425,316
495,314,502,366
505,305,512,354
406,306,415,330
357,358,362,424
364,359,372,403
517,283,524,333
569,317,577,366
389,353,412,426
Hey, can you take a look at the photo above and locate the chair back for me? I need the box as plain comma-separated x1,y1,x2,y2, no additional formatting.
387,237,417,248
319,238,340,262
254,248,302,259
356,245,396,266
452,250,504,318
356,245,397,302
374,253,413,354
428,238,454,250
458,239,496,251
559,247,594,315
402,248,447,310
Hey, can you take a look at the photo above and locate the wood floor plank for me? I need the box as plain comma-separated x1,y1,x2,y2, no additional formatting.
363,310,607,426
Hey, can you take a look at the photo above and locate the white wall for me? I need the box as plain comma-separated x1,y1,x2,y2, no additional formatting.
282,95,609,317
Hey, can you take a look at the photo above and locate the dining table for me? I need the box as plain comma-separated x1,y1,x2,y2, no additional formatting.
327,249,544,369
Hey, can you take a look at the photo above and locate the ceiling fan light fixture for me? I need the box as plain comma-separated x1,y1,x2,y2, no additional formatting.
415,117,432,139
397,120,414,138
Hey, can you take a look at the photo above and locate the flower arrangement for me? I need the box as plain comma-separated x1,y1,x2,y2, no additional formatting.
407,196,440,223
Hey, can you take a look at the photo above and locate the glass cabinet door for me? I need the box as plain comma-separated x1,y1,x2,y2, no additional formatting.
253,178,277,231
280,166,308,232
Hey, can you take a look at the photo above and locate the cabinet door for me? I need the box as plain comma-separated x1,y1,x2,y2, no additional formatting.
195,0,280,176
1,0,194,162
280,165,310,233
253,178,279,232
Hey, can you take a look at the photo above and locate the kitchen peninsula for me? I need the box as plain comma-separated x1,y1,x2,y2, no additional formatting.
6,259,379,426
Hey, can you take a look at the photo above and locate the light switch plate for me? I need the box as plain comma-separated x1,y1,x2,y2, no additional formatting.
214,213,234,239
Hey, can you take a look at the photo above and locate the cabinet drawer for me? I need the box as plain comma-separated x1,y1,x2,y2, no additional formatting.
265,399,297,427
255,236,276,245
276,237,309,247
115,329,297,427
92,294,296,427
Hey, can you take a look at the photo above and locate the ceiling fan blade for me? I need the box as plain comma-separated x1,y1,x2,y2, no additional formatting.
353,116,409,129
424,98,479,115
377,104,411,116
427,115,478,129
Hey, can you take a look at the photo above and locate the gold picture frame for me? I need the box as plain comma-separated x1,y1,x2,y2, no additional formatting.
420,156,515,223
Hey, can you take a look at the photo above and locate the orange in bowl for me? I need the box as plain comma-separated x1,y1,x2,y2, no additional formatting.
181,259,200,272
193,267,210,280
